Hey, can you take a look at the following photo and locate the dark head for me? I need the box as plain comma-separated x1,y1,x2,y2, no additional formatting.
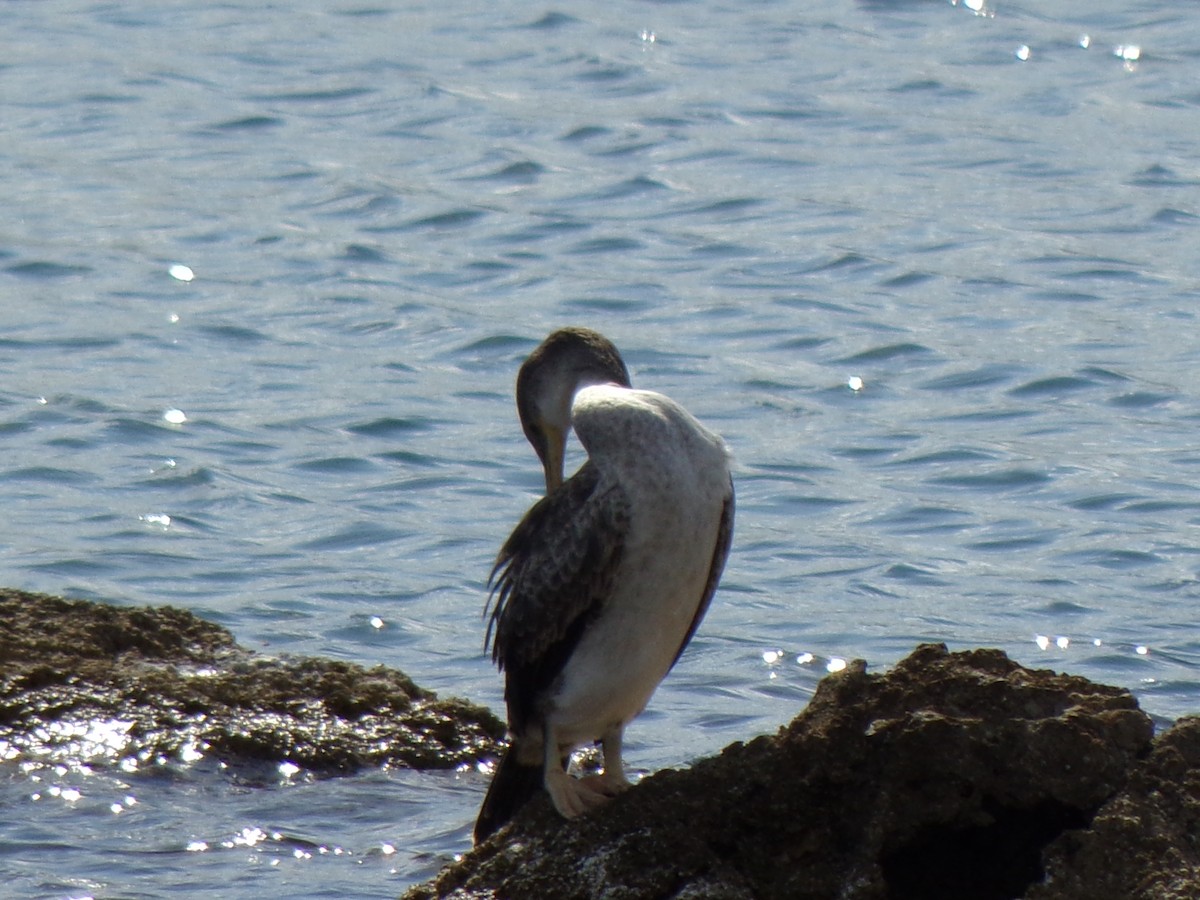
515,328,632,492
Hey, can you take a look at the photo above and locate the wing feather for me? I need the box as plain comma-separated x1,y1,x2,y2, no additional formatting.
485,462,629,732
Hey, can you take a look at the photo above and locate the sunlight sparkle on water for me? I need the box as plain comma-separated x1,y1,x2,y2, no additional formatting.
225,826,267,849
48,785,82,803
826,657,847,673
1035,634,1070,651
35,718,135,760
951,0,992,17
1036,634,1146,656
847,376,864,392
1114,44,1141,72
168,264,194,282
163,408,188,425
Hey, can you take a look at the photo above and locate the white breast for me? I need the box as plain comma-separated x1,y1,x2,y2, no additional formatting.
547,384,730,744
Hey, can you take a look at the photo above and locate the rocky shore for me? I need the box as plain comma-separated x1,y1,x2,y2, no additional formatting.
409,644,1199,900
0,588,504,770
2,590,1197,897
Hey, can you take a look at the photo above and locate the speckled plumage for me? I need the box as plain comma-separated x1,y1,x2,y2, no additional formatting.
474,329,734,843
486,462,631,734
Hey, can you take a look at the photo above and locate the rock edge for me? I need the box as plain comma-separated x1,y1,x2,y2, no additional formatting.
407,643,1199,900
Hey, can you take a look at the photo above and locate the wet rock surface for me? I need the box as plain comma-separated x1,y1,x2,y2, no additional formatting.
0,589,505,770
406,643,1198,900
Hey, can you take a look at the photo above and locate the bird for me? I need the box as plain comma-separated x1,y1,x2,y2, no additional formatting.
473,326,734,843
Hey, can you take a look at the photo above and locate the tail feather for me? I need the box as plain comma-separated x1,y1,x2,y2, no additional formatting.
474,741,544,843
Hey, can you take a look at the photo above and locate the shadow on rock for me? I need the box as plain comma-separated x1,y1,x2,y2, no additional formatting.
407,644,1199,900
0,589,504,771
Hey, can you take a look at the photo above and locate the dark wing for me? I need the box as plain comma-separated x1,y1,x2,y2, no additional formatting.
668,475,734,671
485,462,629,733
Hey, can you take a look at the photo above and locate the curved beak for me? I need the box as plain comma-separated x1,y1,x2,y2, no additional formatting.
540,423,566,494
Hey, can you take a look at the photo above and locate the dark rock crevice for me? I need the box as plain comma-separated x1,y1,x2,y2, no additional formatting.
880,798,1089,900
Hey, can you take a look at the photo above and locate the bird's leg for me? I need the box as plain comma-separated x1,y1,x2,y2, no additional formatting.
542,721,609,819
600,724,632,792
579,724,632,797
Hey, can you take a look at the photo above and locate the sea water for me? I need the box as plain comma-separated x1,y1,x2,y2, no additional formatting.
2,1,1198,896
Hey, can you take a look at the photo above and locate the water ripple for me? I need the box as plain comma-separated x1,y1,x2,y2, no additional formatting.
526,11,579,30
919,364,1020,391
2,466,96,485
1059,549,1164,570
5,260,93,279
837,342,933,364
403,209,488,230
293,457,380,475
930,469,1052,491
345,417,432,438
297,523,409,552
1007,375,1097,397
208,115,283,132
1107,391,1175,408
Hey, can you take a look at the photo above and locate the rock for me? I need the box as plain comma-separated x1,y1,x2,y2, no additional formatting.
405,643,1177,900
1029,715,1200,899
0,589,504,771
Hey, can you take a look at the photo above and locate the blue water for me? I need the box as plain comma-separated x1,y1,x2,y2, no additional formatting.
3,0,1199,896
